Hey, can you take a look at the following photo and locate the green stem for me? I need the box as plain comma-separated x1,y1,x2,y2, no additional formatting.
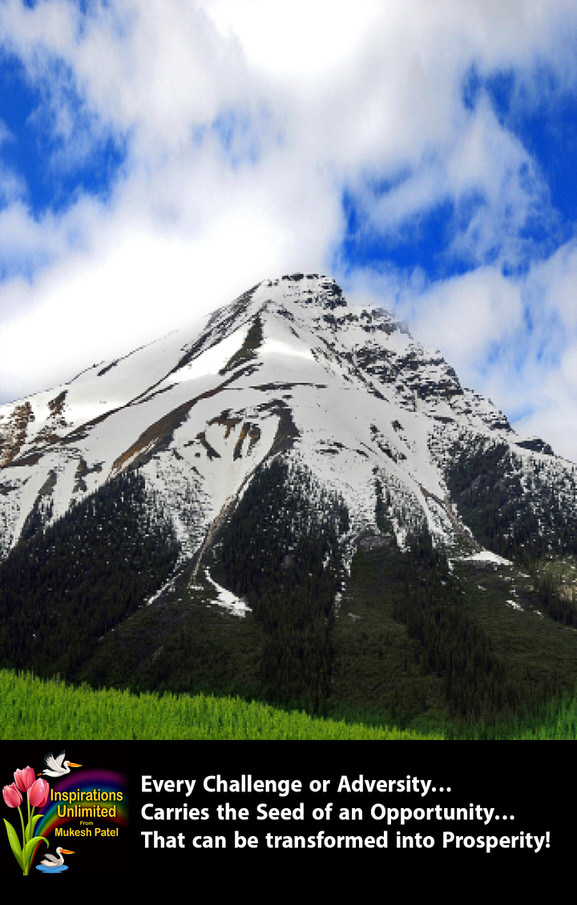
25,806,36,874
20,806,29,875
17,805,25,848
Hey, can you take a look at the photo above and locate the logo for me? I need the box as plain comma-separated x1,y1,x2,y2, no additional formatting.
2,749,128,875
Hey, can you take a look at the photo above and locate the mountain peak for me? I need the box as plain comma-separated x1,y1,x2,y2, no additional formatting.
253,272,348,311
1,270,576,573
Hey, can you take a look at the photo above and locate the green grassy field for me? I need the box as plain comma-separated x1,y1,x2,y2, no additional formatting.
2,669,576,740
0,669,439,740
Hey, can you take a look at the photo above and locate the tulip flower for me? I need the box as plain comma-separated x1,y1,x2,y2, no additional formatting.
14,766,35,793
3,783,23,808
27,778,49,809
3,767,49,875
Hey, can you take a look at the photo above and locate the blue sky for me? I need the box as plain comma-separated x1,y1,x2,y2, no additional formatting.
1,0,577,462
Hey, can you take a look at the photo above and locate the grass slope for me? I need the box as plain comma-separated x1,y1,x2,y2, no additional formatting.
2,669,576,740
0,670,436,740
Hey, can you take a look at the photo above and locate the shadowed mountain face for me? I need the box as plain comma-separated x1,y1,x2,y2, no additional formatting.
1,273,577,723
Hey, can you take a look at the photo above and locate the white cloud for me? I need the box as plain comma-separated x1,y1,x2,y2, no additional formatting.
402,267,523,373
1,0,577,460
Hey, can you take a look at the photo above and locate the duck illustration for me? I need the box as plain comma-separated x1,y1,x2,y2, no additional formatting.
39,847,75,869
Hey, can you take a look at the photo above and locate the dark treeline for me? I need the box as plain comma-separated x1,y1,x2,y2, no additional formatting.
394,530,548,723
530,567,577,626
0,471,179,679
211,456,349,710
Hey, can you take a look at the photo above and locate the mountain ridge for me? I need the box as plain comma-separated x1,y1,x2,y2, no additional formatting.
1,272,575,565
2,272,577,725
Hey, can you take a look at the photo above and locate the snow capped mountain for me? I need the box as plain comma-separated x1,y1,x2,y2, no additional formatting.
1,272,576,569
4,273,577,723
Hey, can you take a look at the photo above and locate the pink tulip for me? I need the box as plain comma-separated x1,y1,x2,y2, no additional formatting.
14,766,35,793
27,777,49,808
3,782,23,808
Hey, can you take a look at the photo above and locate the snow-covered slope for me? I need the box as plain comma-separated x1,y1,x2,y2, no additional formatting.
1,273,576,566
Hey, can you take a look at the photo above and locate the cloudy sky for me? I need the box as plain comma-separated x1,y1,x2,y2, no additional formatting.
1,0,577,461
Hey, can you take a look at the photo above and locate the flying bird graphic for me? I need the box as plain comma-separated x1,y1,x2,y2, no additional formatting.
40,751,82,778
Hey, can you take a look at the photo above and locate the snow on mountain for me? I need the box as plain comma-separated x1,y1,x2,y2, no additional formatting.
1,272,575,568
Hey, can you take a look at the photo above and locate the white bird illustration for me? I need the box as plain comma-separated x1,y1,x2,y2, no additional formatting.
40,751,82,778
40,847,75,868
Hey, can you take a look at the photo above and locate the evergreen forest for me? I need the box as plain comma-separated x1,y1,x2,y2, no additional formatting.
1,453,577,739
